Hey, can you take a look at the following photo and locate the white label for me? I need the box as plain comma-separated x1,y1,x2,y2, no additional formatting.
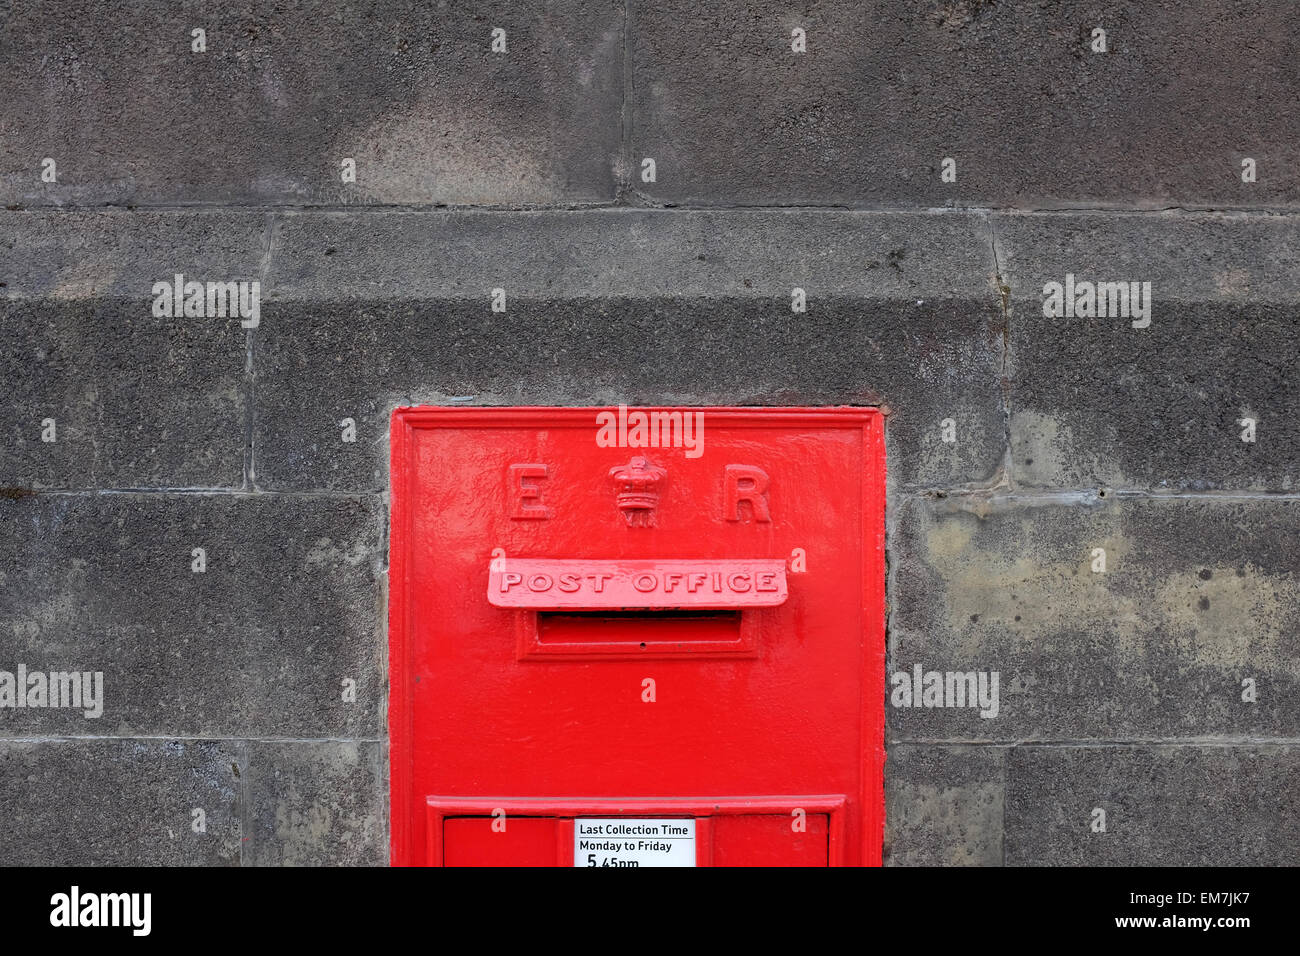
574,818,696,867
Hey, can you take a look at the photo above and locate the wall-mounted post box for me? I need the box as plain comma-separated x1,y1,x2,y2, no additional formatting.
389,407,885,866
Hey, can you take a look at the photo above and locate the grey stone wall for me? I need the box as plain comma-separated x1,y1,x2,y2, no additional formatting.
2,1,1297,865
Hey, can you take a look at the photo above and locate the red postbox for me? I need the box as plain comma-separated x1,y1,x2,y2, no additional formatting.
389,407,885,866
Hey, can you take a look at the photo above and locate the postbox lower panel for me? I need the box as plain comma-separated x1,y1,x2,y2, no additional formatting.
431,797,842,867
390,408,886,866
444,818,559,867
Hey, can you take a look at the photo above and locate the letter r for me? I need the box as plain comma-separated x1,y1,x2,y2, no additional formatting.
724,464,771,522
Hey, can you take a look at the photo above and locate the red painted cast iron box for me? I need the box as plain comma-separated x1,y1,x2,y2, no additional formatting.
389,407,885,866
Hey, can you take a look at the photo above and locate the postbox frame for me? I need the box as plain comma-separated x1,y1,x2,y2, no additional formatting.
388,406,886,866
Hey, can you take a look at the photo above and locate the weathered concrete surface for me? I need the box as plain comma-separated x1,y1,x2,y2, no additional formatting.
0,493,384,737
256,209,1005,491
1,211,268,489
4,0,1299,866
266,209,994,299
0,0,622,206
8,1,1297,209
244,740,385,866
0,739,242,865
0,299,247,489
632,1,1300,207
890,494,1300,741
996,212,1300,491
884,745,1003,866
0,210,271,297
1005,746,1300,865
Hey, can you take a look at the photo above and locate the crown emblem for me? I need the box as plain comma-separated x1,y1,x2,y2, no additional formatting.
608,457,667,528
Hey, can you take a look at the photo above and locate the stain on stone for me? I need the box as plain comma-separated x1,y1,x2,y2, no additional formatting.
1011,410,1128,489
933,0,999,30
911,502,1299,684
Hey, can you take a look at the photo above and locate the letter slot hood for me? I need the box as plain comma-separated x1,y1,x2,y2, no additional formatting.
488,558,788,610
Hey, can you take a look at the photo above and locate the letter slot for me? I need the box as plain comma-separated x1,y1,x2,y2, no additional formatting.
490,558,787,659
